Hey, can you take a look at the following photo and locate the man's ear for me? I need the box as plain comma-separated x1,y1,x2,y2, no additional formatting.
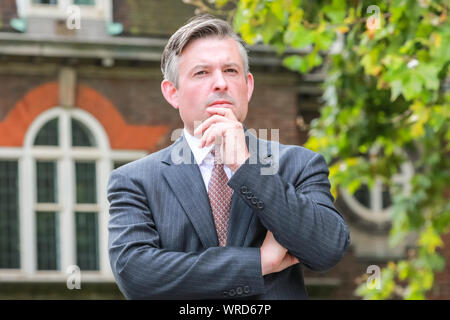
246,72,254,102
161,80,179,109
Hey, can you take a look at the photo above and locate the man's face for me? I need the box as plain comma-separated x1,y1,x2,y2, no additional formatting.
163,36,254,134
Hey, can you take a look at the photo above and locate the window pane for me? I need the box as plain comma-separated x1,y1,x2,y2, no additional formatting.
36,161,57,203
34,118,59,146
75,161,97,203
0,161,20,269
74,0,95,5
382,186,392,209
75,212,99,270
72,119,96,147
354,184,392,211
33,0,58,4
36,211,59,270
354,184,370,208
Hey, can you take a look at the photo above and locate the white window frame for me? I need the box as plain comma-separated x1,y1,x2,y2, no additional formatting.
0,107,147,282
16,0,113,21
340,162,414,225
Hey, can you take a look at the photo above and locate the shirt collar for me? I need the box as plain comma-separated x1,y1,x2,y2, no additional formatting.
183,128,214,165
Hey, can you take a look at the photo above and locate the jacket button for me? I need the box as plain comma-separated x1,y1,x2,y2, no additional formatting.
251,197,258,205
236,287,243,295
229,289,236,296
240,186,249,194
257,201,264,209
243,286,250,294
246,193,253,200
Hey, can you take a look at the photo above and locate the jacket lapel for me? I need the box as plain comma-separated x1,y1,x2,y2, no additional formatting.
225,193,254,246
161,136,219,248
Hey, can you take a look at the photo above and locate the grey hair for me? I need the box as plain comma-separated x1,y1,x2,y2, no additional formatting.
161,14,249,88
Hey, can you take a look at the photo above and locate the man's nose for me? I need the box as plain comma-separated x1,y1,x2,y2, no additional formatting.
213,70,228,91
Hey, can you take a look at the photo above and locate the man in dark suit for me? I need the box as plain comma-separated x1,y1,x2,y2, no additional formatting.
107,15,350,299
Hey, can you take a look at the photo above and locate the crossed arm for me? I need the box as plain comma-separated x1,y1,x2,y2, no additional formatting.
228,151,351,272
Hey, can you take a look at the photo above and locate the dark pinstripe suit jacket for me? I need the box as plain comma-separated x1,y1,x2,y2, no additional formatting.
107,131,350,299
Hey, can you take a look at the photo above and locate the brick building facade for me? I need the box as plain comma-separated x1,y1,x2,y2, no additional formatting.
0,0,448,299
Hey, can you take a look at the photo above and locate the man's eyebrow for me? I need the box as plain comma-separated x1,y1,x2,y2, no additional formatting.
189,63,242,73
223,63,241,70
189,64,210,73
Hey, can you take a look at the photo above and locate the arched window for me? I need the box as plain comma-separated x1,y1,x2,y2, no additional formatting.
340,162,414,227
0,107,146,280
32,113,102,271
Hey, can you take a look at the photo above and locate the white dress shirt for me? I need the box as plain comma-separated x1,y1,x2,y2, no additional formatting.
183,128,234,191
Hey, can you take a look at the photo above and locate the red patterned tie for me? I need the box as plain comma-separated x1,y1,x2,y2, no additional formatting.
208,149,233,247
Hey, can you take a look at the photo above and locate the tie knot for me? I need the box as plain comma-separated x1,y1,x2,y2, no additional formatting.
210,148,222,166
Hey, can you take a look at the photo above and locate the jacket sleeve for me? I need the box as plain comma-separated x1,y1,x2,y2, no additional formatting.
107,169,265,300
228,151,351,272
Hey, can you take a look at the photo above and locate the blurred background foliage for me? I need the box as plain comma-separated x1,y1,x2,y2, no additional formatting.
185,0,450,299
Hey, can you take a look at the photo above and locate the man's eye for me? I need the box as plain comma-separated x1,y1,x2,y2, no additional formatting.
225,68,237,73
195,71,207,76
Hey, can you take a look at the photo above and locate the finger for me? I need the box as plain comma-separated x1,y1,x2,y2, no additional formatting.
194,114,230,136
200,123,218,148
205,123,228,148
200,123,225,148
206,106,237,120
199,123,214,148
204,130,222,148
